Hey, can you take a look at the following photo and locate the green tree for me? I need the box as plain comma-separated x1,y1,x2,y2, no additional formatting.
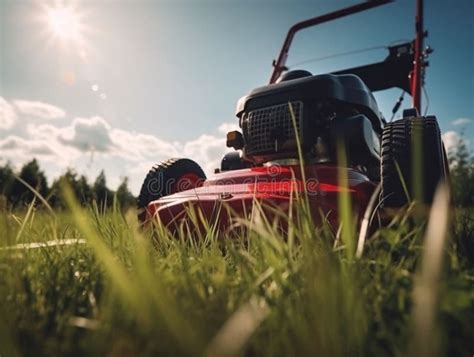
448,135,474,207
78,175,93,205
50,169,84,208
93,170,111,207
116,177,135,210
9,159,48,207
0,162,15,197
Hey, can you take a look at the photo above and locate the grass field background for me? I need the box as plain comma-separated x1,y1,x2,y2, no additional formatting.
0,129,473,356
0,184,473,356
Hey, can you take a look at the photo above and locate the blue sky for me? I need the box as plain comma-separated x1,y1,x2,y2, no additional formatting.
1,0,472,193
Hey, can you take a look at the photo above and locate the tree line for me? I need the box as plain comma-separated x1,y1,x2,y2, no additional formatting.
0,159,135,211
0,138,472,211
448,136,474,207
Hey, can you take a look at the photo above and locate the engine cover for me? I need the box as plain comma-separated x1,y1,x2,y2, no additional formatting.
236,73,383,163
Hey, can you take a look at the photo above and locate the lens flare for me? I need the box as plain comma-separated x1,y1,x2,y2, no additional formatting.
46,6,82,40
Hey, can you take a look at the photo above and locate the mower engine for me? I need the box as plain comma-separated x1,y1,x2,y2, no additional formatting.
226,70,383,176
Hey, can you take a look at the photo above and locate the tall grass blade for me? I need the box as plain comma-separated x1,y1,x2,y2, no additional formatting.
288,101,311,214
411,183,450,357
357,183,382,258
13,174,55,217
61,182,140,306
394,160,411,203
206,297,269,357
14,197,36,243
336,139,355,259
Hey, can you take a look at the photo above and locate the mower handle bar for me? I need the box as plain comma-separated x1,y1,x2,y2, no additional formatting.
269,0,394,84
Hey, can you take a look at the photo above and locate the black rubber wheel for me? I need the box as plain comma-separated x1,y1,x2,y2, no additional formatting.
137,158,206,223
381,116,446,207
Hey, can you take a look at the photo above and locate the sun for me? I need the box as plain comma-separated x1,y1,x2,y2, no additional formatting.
46,6,82,40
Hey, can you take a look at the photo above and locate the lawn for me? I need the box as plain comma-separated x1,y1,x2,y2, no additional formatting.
0,188,473,356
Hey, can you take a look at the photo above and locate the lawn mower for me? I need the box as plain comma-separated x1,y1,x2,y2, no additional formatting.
137,0,448,233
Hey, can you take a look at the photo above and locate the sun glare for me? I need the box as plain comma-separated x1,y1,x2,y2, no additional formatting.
47,6,81,40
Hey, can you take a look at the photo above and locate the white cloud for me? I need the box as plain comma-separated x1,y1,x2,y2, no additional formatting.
0,134,79,166
451,118,471,126
110,129,180,161
115,131,228,177
218,122,240,134
13,99,66,120
1,99,236,193
442,131,462,154
183,134,227,174
0,97,17,129
59,116,112,152
55,117,228,174
27,122,61,139
0,135,54,155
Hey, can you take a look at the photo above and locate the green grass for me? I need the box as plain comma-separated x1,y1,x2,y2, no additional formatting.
0,190,473,356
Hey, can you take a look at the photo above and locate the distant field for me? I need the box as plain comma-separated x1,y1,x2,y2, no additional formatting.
0,193,473,356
